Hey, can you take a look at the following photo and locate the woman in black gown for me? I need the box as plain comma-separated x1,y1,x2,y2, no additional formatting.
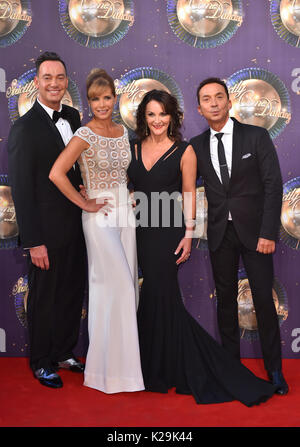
127,89,278,406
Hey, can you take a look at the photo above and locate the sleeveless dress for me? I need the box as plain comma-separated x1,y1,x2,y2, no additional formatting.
127,139,278,406
75,126,144,393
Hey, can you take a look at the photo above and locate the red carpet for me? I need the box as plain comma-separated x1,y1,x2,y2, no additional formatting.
0,358,298,428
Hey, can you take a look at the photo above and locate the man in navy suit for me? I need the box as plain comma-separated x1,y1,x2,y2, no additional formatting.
190,77,288,394
8,52,86,388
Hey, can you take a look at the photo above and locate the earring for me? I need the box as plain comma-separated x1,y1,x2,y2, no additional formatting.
169,121,173,136
88,104,92,117
145,125,149,136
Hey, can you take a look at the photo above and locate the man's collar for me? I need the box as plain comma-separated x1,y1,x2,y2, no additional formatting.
37,97,62,119
210,117,233,138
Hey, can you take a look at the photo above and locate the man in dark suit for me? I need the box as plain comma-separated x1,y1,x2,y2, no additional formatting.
190,77,288,394
8,52,86,388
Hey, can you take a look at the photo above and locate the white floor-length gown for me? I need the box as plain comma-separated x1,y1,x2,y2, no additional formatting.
75,125,144,393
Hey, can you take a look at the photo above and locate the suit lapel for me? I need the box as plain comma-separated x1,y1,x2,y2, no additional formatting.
61,104,77,133
202,118,244,191
32,101,81,187
230,118,243,187
32,101,66,152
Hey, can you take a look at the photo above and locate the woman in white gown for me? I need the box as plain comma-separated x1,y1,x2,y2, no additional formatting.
49,69,144,394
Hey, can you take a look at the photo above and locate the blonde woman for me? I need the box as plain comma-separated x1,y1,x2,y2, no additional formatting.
49,69,144,394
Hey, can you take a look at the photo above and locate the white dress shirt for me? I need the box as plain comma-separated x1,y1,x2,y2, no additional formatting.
37,98,73,146
210,117,234,220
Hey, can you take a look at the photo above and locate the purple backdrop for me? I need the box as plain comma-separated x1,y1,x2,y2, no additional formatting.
0,0,299,360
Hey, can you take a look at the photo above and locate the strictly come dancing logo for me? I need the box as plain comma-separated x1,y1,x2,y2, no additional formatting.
6,68,83,122
0,175,18,249
227,67,291,139
11,274,88,329
167,0,244,48
59,0,134,48
113,67,184,134
280,177,300,249
0,0,32,47
270,0,300,47
236,270,288,342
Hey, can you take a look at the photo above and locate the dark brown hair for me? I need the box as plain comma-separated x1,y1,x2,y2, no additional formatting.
35,51,67,75
135,89,183,142
86,68,116,98
197,77,229,104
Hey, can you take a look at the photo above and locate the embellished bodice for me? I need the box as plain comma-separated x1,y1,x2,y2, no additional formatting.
75,126,131,197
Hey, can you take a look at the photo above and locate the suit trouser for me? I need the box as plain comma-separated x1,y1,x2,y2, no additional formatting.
26,235,86,371
209,221,282,373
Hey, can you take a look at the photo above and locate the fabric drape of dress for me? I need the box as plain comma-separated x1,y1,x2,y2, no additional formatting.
127,139,278,406
75,126,144,393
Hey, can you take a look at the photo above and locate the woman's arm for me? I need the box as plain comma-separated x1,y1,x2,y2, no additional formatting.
49,136,105,213
175,145,197,265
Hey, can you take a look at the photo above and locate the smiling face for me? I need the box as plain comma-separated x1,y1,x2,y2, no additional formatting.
88,85,116,121
145,100,171,138
34,60,68,110
197,82,232,131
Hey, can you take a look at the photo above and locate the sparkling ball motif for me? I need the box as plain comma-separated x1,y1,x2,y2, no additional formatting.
281,188,300,240
176,0,232,37
119,78,170,130
68,0,125,37
230,79,281,130
13,276,29,328
0,185,18,238
18,88,73,117
280,0,300,37
238,279,279,330
0,0,22,37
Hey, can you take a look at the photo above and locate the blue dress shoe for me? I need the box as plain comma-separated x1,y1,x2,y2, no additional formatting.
34,368,63,388
56,357,85,373
268,370,289,395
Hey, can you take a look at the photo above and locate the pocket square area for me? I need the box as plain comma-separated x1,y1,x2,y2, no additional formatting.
242,153,252,159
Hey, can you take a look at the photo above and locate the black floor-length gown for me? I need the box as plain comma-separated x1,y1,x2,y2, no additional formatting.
127,140,278,406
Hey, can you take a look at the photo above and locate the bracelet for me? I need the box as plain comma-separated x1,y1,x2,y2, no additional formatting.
184,218,196,227
185,228,194,238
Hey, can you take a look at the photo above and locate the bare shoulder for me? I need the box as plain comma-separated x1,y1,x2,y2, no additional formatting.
114,122,123,131
182,144,197,160
114,122,126,137
180,144,197,173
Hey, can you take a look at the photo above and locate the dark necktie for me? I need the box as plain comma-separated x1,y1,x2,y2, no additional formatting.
215,132,230,191
52,108,69,124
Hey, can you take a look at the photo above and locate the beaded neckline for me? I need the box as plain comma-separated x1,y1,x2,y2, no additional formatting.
82,125,126,140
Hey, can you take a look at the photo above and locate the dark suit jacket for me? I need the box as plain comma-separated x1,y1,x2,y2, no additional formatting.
190,118,283,252
7,100,83,250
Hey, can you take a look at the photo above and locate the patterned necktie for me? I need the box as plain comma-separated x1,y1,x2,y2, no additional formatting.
215,132,230,191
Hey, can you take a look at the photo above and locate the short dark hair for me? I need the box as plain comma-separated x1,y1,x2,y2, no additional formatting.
35,51,67,75
135,89,183,142
196,77,229,104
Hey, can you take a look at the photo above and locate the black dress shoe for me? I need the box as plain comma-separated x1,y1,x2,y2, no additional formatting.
34,368,63,388
56,357,85,373
268,370,289,395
